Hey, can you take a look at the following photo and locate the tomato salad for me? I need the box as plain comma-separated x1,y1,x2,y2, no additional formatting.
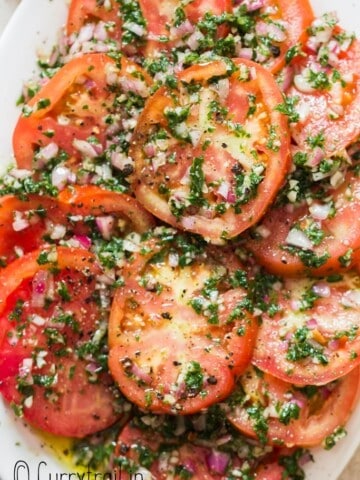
1,0,360,478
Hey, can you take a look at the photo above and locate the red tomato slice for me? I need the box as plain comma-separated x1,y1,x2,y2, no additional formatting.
108,230,257,414
238,0,314,73
0,194,67,267
227,365,360,447
138,0,232,57
0,247,123,437
245,171,360,276
130,58,290,244
114,422,236,479
58,185,156,234
113,421,307,479
288,23,360,157
252,272,360,385
13,53,152,171
66,0,121,39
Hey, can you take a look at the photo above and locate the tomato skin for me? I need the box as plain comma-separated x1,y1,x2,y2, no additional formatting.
108,232,257,414
13,53,152,170
66,0,121,39
245,171,360,276
58,185,156,234
130,58,290,243
228,365,360,447
0,247,122,437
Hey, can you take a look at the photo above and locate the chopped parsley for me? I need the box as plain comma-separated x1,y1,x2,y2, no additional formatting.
286,326,329,365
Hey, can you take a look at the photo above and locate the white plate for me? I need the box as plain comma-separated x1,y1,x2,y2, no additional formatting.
0,1,359,479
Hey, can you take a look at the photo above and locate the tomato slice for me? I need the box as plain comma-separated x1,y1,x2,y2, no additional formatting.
236,0,314,73
66,0,121,39
227,365,360,447
130,58,290,244
0,194,67,267
0,247,123,437
252,272,360,385
58,185,156,234
245,170,360,276
108,228,257,414
137,0,232,58
113,420,307,479
287,18,360,157
13,53,152,172
113,422,237,479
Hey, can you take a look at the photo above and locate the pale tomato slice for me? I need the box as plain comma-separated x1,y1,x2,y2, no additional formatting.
130,58,290,244
108,228,257,414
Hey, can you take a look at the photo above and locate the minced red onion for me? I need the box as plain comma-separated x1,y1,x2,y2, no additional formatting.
94,21,108,41
96,215,115,240
19,358,33,378
294,71,316,93
341,290,360,308
217,181,230,200
143,143,156,158
255,224,271,238
32,270,51,308
131,363,152,384
78,23,96,42
9,168,32,180
328,339,340,351
186,30,204,51
168,252,179,268
48,224,66,241
216,78,230,101
206,450,230,475
189,129,202,147
73,138,98,158
309,202,331,221
285,228,313,250
124,21,145,37
73,234,92,250
30,314,46,327
312,282,331,298
291,397,305,409
170,20,194,41
306,318,319,330
181,216,196,230
258,21,288,42
40,142,59,160
227,190,236,203
280,65,294,92
111,151,134,170
86,362,101,374
237,0,265,12
236,47,253,60
255,21,268,36
119,75,149,97
12,211,30,232
51,165,73,190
